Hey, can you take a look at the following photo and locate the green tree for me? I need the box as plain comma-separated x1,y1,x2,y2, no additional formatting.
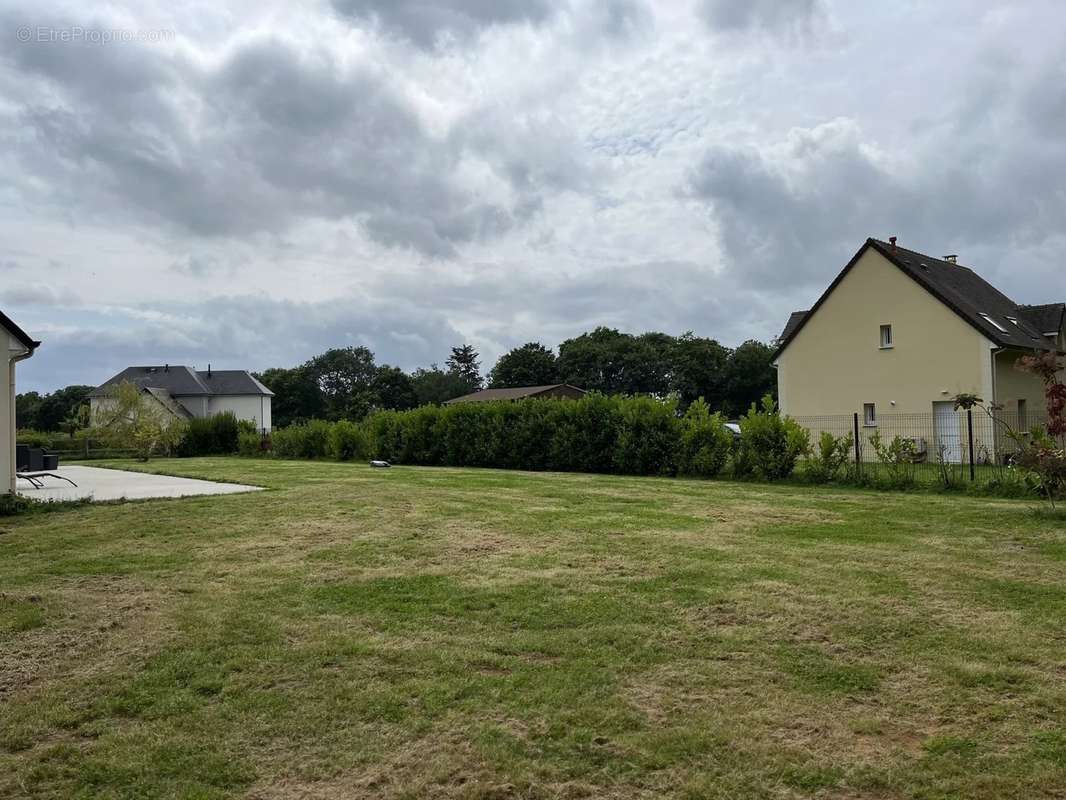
15,391,42,429
16,385,93,431
372,365,418,411
724,340,776,416
305,347,378,420
446,344,482,391
256,366,324,427
91,381,185,461
410,365,472,406
671,332,729,411
488,342,558,387
557,328,672,396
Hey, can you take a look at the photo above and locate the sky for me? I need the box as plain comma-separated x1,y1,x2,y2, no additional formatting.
3,0,1065,393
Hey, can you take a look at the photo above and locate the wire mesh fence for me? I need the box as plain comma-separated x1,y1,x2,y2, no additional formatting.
790,409,1048,483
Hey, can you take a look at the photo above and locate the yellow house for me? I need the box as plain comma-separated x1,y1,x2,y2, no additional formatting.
773,238,1065,463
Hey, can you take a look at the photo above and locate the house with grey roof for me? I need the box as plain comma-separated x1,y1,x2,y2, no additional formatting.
773,237,1064,462
444,384,586,404
89,365,274,432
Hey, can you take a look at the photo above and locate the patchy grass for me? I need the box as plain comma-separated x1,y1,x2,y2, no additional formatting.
1,457,1065,799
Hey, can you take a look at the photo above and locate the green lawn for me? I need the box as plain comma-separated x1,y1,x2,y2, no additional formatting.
2,459,1065,799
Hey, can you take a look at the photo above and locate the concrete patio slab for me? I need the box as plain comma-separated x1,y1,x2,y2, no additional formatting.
17,465,262,503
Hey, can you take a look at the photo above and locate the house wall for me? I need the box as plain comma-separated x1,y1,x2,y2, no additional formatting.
994,350,1051,417
207,395,272,432
3,331,24,493
777,247,995,418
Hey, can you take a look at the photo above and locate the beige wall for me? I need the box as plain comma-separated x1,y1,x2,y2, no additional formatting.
776,247,995,419
994,350,1051,418
4,330,32,493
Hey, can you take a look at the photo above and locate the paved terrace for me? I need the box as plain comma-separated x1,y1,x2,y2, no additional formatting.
17,465,262,503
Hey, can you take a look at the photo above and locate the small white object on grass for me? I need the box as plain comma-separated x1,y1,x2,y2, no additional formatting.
370,460,392,468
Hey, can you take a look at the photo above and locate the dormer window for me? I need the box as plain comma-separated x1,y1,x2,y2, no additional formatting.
978,313,1008,333
879,324,893,349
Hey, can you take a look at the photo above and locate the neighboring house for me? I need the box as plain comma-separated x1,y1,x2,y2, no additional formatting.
444,384,586,405
89,365,274,432
773,237,1064,462
2,310,40,493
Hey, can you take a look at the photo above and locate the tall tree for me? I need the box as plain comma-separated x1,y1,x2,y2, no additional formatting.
372,365,418,411
671,332,730,411
15,385,93,431
410,365,474,405
446,344,482,391
488,342,558,388
724,340,777,416
15,391,42,430
305,346,378,419
255,366,324,427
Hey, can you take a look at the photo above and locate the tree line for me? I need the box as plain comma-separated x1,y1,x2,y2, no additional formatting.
15,328,777,431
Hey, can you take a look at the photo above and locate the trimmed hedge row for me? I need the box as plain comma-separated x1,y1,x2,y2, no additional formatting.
260,395,806,480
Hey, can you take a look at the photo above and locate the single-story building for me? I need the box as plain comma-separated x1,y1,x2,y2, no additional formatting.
89,365,274,432
444,384,586,405
3,310,40,494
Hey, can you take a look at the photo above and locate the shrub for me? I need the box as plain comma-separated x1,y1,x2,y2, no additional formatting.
329,420,368,461
272,419,332,459
737,396,809,480
805,431,853,483
180,412,242,456
676,398,731,478
0,493,35,516
614,396,680,476
868,431,919,490
237,430,264,457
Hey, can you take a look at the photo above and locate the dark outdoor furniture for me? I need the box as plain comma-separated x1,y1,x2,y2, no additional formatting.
15,445,78,489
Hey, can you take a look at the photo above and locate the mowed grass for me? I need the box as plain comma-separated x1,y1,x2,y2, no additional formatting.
1,459,1065,799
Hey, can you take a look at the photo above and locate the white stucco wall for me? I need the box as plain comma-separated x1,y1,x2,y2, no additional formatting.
207,395,272,432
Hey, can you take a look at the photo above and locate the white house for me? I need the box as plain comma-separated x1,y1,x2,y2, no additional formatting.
2,310,40,493
89,365,274,432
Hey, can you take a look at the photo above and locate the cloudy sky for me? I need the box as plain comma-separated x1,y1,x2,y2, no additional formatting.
3,0,1065,392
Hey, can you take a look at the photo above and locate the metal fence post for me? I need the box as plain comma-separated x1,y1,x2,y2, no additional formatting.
853,412,861,472
966,409,975,481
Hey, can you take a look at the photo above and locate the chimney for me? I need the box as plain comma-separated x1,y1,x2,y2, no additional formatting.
943,254,958,264
207,363,212,378
889,236,897,252
164,363,169,373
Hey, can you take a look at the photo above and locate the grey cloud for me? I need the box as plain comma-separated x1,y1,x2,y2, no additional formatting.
17,294,467,393
1,20,568,257
2,285,78,306
330,0,556,49
700,0,826,36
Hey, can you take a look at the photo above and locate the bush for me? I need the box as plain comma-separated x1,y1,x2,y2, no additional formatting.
237,430,264,457
737,396,809,480
180,412,242,456
613,396,680,476
329,420,368,461
868,431,919,490
804,431,853,483
272,419,332,459
0,493,35,516
676,399,731,478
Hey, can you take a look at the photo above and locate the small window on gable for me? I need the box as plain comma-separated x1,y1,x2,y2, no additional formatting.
863,403,876,426
879,324,893,348
978,312,1009,333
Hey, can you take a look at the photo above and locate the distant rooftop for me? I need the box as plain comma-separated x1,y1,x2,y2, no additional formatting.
88,365,273,398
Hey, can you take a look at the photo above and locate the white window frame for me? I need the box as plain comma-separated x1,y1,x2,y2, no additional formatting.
978,312,1009,333
879,324,893,349
863,403,877,427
